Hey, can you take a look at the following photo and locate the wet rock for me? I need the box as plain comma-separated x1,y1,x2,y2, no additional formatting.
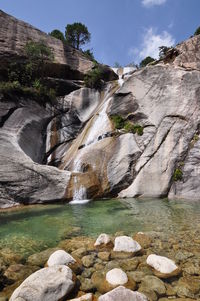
72,247,88,259
47,249,76,266
10,265,74,301
94,234,111,247
3,264,38,283
106,268,128,286
78,277,95,292
0,249,22,266
113,236,142,253
82,254,96,268
118,257,139,271
175,276,200,298
98,252,110,262
147,254,181,278
139,275,166,296
127,271,145,283
27,247,58,267
98,286,148,301
134,233,152,249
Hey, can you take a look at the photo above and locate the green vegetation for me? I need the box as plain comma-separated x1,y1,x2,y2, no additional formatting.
194,26,200,36
159,46,171,59
111,115,125,129
84,66,104,90
65,22,91,50
1,41,56,104
49,29,65,42
140,56,155,68
111,115,143,136
0,81,56,104
83,49,97,63
173,168,183,181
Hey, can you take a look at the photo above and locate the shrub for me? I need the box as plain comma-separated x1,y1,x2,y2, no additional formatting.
139,56,155,68
49,29,65,42
173,168,183,181
84,66,103,90
111,115,125,129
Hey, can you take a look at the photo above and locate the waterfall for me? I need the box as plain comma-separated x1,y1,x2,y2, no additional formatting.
69,159,90,205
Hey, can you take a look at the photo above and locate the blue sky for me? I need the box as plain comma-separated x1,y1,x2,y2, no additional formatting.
1,0,200,66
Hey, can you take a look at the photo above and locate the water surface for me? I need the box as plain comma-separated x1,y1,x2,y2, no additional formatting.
0,198,200,257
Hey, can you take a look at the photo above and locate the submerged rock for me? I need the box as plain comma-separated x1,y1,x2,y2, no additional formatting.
98,286,148,301
10,265,74,301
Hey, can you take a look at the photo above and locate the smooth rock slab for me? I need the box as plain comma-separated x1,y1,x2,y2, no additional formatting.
94,234,111,246
69,293,93,301
147,254,180,278
10,265,74,301
99,286,148,301
47,249,76,266
113,236,142,253
106,268,128,286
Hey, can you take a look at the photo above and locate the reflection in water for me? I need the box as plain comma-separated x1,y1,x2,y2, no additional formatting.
0,198,200,257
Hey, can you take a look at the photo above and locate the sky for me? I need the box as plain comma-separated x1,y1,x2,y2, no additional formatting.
1,0,200,66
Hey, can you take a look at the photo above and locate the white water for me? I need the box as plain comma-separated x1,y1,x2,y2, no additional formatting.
112,66,136,87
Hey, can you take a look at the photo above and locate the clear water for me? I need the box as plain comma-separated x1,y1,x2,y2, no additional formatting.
0,198,200,258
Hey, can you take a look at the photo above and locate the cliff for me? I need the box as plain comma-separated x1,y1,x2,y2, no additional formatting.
0,10,200,208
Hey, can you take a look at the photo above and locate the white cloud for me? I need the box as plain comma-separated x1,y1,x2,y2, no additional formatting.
129,27,175,63
142,0,167,7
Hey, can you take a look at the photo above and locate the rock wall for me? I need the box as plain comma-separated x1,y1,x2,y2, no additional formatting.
0,11,200,207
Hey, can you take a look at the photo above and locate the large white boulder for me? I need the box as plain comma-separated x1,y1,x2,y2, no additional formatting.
99,286,148,301
113,236,141,253
94,233,111,246
147,254,180,278
106,268,128,286
10,265,74,301
47,249,76,267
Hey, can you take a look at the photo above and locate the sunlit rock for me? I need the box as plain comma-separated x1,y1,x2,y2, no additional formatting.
98,286,148,301
113,236,142,253
106,268,128,286
147,254,181,278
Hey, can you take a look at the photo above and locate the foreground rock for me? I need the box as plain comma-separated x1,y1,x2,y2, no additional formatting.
10,265,74,301
147,254,180,278
106,268,128,286
98,286,148,301
94,234,111,247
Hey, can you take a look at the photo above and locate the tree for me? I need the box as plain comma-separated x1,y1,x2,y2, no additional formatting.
114,62,121,68
49,29,65,42
25,40,54,80
159,46,171,59
83,49,95,61
139,56,155,68
65,22,91,50
194,26,200,36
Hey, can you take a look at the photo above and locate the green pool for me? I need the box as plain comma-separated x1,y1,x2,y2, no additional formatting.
0,198,200,258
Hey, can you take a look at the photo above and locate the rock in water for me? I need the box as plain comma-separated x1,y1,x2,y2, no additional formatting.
99,286,148,301
147,254,180,278
47,249,76,266
106,268,128,286
113,236,142,253
9,265,74,301
94,234,111,246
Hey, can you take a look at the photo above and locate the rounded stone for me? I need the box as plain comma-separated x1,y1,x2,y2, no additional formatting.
98,286,148,301
95,234,111,246
106,268,128,286
113,236,142,253
47,249,76,267
147,254,180,277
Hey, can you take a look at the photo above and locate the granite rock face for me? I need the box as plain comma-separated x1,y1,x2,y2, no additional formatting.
1,11,200,206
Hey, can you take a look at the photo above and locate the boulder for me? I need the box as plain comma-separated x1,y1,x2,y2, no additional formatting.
147,254,181,278
98,286,148,301
27,248,59,267
139,275,166,296
113,236,142,253
9,265,74,301
69,293,93,301
47,249,76,266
